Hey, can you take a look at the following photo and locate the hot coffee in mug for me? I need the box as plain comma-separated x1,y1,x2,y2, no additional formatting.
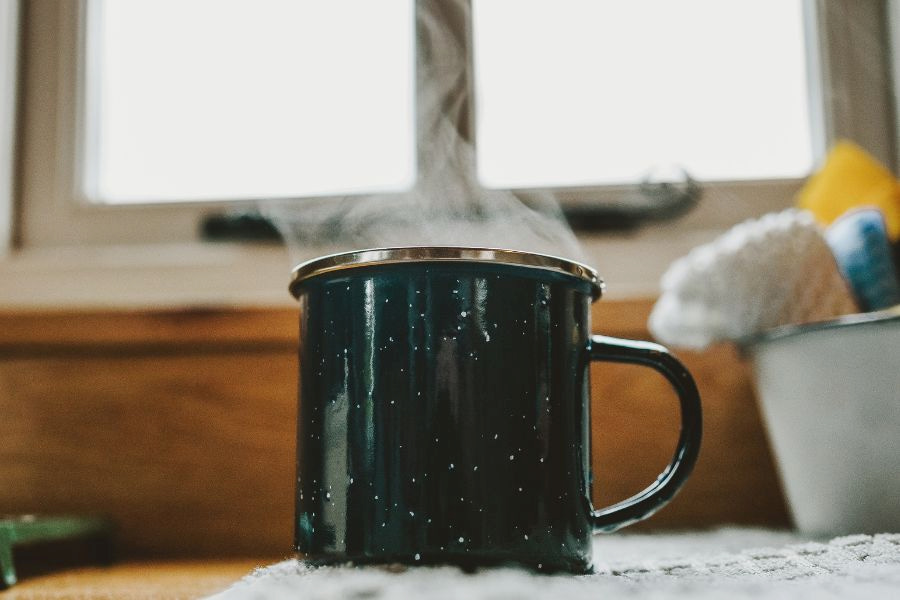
290,247,702,573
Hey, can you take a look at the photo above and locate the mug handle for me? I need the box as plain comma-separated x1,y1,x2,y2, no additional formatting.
588,335,702,532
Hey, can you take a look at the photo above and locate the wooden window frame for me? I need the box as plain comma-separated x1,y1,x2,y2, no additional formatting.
14,0,896,248
0,0,18,256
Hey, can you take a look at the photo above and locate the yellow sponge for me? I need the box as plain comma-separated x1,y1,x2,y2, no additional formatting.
796,141,900,240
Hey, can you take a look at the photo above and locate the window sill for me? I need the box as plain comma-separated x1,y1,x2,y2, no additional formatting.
0,226,725,310
0,227,724,310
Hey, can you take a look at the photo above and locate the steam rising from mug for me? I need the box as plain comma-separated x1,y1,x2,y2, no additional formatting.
262,0,583,263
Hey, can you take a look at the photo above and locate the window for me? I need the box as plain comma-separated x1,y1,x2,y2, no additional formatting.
87,0,415,204
11,0,898,249
473,0,813,187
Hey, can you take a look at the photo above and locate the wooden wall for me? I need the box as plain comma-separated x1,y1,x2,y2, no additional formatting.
0,301,789,558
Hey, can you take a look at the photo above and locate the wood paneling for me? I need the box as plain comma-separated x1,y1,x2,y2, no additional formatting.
0,300,655,350
0,302,790,558
4,560,259,599
0,351,297,557
0,308,298,349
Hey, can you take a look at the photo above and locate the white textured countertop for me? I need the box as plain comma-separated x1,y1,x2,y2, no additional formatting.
214,529,900,599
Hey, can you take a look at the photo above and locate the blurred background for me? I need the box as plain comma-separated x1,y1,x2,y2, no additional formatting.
0,0,897,563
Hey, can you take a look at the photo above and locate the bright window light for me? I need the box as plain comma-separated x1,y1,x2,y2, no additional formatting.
473,0,814,188
86,0,415,204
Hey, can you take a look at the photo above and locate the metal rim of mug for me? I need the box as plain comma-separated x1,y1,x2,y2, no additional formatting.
289,247,605,301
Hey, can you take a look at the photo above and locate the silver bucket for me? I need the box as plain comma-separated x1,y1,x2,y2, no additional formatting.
746,307,900,535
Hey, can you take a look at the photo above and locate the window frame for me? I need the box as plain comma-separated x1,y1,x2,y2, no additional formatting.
0,0,18,255
18,0,411,247
7,0,898,250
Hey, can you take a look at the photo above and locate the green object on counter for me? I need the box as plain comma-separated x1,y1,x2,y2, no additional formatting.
0,515,112,589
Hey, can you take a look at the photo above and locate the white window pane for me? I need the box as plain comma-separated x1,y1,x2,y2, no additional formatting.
87,0,415,204
473,0,813,188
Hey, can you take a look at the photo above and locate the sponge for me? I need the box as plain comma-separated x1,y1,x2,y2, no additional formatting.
826,208,900,311
796,141,900,240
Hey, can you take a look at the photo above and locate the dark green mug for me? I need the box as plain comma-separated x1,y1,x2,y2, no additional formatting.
290,247,701,573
